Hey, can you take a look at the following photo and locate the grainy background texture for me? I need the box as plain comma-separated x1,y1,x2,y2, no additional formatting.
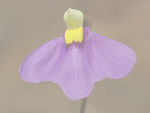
0,0,150,113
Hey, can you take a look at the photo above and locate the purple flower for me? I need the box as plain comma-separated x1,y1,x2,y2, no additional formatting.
19,8,136,100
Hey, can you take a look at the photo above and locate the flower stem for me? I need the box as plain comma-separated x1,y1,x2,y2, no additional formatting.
80,97,87,113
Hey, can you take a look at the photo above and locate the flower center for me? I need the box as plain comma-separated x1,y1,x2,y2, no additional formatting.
63,8,84,44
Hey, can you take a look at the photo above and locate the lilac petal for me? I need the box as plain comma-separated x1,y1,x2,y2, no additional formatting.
19,37,94,100
19,37,64,83
83,31,136,82
49,44,94,100
20,27,136,100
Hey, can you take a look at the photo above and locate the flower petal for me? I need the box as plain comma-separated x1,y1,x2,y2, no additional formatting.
83,31,136,82
19,37,64,83
19,36,94,100
49,44,94,100
19,27,136,100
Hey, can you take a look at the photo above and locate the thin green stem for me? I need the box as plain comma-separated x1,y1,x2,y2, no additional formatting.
80,97,87,113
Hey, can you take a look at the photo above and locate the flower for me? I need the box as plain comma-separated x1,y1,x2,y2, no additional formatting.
19,8,136,100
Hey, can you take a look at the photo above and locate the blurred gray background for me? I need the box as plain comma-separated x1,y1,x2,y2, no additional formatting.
0,0,150,113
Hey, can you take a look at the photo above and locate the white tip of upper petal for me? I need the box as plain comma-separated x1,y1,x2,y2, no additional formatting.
63,8,84,29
